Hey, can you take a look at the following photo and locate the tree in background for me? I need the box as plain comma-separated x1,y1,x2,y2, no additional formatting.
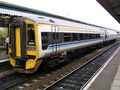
0,28,8,46
0,28,8,38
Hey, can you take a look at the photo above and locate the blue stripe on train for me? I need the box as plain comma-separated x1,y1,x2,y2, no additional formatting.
47,39,103,50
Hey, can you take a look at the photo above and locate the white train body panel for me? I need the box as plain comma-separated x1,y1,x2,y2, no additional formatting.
38,25,104,58
31,16,118,58
106,29,118,40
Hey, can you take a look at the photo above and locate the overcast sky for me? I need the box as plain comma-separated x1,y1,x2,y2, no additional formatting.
1,0,120,31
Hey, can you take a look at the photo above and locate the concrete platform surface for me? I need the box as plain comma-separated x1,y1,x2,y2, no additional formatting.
111,63,120,90
0,48,9,60
83,46,120,90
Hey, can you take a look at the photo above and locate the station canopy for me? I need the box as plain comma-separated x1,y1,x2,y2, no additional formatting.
0,1,113,29
0,1,59,27
97,0,120,24
0,1,89,27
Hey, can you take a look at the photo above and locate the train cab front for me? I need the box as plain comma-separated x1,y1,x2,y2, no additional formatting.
9,17,41,73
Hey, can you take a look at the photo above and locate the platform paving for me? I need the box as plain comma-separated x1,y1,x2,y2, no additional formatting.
111,63,120,90
0,47,9,60
85,46,120,90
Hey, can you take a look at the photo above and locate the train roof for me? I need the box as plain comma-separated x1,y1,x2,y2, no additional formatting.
0,1,118,32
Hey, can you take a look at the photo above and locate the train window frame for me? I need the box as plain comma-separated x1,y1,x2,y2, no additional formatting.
79,33,84,40
41,32,49,50
63,33,72,42
27,29,35,46
96,34,100,38
72,33,79,41
41,32,63,50
41,32,102,50
84,33,89,40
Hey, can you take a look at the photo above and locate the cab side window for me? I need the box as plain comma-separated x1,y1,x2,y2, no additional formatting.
27,29,35,46
41,32,49,50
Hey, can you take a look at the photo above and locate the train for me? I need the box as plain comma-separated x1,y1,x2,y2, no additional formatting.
9,16,118,73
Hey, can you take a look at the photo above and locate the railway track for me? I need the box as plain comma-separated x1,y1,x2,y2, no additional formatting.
0,60,14,80
0,61,12,73
43,43,120,90
0,70,47,90
0,41,119,90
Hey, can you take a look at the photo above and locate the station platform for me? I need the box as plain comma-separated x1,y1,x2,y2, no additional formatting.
84,46,120,90
0,47,9,62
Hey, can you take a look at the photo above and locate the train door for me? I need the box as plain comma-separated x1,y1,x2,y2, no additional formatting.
10,21,27,61
51,26,60,55
104,30,107,41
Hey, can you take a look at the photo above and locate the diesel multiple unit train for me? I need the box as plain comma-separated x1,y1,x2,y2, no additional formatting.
9,16,118,73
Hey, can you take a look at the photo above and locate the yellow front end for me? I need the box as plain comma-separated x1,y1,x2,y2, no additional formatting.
9,18,42,73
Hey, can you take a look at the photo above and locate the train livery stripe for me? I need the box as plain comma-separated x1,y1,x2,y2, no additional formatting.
38,24,104,34
47,39,103,50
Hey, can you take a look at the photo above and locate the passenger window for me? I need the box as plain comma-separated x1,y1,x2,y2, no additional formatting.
79,33,84,40
64,33,72,42
53,33,59,43
41,32,49,50
51,33,59,44
72,33,78,41
84,34,89,39
91,34,96,39
27,29,35,46
96,34,100,38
